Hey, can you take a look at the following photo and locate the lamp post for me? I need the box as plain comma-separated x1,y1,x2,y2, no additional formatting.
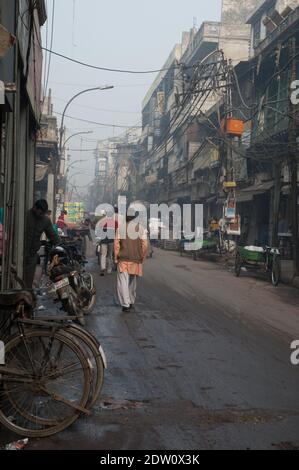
60,131,92,206
63,130,93,181
63,130,93,151
58,85,113,210
65,160,85,196
66,170,94,201
66,159,85,173
59,85,114,156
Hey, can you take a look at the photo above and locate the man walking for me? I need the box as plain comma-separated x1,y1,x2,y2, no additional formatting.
98,209,118,276
24,199,60,288
114,213,148,312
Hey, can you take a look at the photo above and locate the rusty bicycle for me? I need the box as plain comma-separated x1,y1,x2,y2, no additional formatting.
0,278,106,437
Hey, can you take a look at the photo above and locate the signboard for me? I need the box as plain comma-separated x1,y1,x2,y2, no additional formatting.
64,202,85,224
227,215,241,236
224,198,236,219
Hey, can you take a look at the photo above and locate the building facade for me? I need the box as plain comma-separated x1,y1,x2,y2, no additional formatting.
0,0,47,287
35,89,59,218
134,0,298,278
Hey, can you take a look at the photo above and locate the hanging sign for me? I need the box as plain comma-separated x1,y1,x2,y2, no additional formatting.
227,215,241,236
224,197,236,219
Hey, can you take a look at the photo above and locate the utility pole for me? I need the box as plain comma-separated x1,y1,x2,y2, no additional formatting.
94,146,100,208
289,36,299,276
271,46,282,247
271,161,282,247
226,61,234,183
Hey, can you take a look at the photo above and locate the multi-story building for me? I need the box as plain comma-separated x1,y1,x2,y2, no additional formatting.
139,38,190,202
0,0,47,287
136,0,298,278
244,0,299,273
35,89,59,217
137,0,263,215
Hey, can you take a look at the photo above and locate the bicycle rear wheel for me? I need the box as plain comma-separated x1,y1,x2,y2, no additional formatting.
0,328,92,437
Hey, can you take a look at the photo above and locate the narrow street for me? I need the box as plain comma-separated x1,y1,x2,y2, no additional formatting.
2,0,299,458
26,249,299,451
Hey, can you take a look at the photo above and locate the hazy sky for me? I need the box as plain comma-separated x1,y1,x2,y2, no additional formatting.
43,0,222,188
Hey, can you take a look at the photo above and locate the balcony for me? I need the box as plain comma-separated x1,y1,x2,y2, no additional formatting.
37,115,58,147
254,6,299,56
182,22,220,65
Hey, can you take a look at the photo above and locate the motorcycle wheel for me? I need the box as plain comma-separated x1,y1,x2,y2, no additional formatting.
81,273,96,315
62,290,85,327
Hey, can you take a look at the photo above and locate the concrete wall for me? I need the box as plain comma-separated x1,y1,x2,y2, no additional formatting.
219,0,264,63
221,0,264,23
142,44,183,111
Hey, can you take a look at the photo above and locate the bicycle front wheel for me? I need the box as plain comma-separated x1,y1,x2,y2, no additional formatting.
0,328,92,437
65,324,105,407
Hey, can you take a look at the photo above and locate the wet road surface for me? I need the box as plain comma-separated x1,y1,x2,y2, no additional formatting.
3,249,299,450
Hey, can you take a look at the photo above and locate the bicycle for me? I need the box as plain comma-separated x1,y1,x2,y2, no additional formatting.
0,280,106,437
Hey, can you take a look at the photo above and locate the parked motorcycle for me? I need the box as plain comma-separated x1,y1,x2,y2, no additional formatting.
48,246,95,325
50,241,96,307
62,242,97,313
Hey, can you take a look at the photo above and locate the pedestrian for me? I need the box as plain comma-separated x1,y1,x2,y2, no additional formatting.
99,209,118,276
114,212,148,312
24,199,60,288
46,209,59,236
56,209,68,234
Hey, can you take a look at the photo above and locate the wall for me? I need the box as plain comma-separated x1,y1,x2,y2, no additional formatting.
0,1,45,287
219,0,265,63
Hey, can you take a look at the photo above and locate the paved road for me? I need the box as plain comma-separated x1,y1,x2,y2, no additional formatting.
13,249,299,449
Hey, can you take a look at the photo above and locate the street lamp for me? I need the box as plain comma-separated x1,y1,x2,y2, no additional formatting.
63,131,93,177
66,170,93,200
67,159,85,170
63,130,94,151
59,86,113,209
59,85,114,156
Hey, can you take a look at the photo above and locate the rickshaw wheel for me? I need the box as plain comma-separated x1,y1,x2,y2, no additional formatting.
271,256,281,287
234,253,242,277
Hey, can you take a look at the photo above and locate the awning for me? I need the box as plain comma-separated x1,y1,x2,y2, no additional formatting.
0,24,15,59
35,164,49,182
236,181,274,203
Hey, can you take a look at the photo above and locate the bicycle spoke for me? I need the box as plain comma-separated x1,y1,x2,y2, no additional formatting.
45,361,86,379
0,328,91,436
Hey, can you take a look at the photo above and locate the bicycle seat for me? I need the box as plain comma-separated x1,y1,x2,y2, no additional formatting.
0,290,36,307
